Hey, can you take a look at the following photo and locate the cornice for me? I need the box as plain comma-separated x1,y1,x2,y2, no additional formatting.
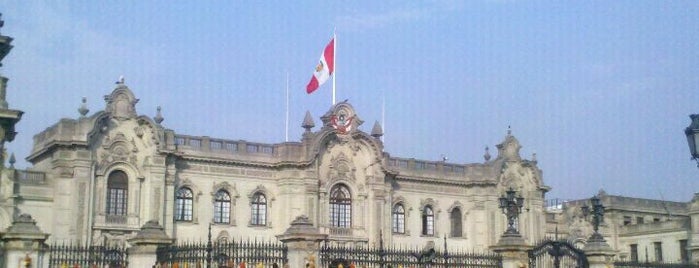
394,175,497,187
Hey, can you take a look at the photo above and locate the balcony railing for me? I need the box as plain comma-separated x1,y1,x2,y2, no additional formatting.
14,170,47,185
174,135,274,155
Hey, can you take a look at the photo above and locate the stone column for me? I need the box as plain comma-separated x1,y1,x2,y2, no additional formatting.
490,234,532,268
127,220,174,268
584,237,616,268
1,213,49,268
277,215,328,268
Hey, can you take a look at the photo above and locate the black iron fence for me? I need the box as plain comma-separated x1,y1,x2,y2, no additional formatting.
156,240,288,268
320,237,502,268
614,261,699,268
48,244,128,268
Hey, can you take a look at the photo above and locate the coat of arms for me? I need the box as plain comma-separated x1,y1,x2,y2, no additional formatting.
330,113,354,135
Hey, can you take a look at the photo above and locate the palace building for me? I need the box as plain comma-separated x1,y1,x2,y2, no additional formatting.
3,81,549,252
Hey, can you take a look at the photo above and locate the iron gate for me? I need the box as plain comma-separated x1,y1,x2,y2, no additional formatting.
528,239,587,268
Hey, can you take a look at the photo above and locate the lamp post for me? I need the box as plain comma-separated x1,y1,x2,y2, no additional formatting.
581,195,605,242
685,114,699,168
499,188,525,235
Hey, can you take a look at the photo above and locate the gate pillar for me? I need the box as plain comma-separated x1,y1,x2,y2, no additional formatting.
0,213,49,268
277,215,328,268
583,238,615,268
491,234,532,268
128,220,174,268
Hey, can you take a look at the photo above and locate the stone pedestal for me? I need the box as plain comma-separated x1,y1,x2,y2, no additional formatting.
584,237,616,268
1,214,49,268
277,215,328,268
127,220,174,268
490,234,532,268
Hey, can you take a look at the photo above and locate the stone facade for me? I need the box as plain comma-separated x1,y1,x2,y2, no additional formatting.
3,82,549,252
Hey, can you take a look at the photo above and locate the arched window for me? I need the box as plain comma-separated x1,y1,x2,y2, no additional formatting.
106,170,128,215
329,184,351,228
214,190,231,224
175,187,193,221
392,204,405,234
251,192,267,226
422,206,434,236
450,207,462,237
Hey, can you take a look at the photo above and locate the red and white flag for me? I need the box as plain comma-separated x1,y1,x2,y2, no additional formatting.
306,37,335,94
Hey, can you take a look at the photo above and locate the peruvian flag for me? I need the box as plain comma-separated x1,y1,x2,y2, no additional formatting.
306,37,335,94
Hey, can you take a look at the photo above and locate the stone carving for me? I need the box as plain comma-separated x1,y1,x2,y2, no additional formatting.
328,153,356,183
104,85,139,121
213,181,239,202
134,125,144,138
98,132,139,169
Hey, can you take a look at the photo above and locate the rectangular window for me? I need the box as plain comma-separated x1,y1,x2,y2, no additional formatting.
175,198,193,221
680,240,689,263
330,203,351,228
630,244,638,262
653,218,660,222
214,202,230,224
637,217,645,224
623,216,632,226
654,242,663,262
107,189,128,215
393,214,405,234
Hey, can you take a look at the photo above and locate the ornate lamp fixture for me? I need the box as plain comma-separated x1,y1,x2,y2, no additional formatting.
685,114,699,168
581,195,605,242
499,188,525,235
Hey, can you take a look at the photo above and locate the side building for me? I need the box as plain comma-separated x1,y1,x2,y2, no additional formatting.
548,191,699,264
2,82,549,251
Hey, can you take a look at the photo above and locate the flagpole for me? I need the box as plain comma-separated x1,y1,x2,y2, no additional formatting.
332,31,336,105
285,71,289,142
382,93,385,142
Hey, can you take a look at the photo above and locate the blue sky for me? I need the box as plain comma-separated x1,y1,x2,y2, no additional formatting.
1,1,698,201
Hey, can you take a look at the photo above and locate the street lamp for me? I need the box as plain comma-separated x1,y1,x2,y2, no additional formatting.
581,195,605,242
685,114,699,168
499,188,525,235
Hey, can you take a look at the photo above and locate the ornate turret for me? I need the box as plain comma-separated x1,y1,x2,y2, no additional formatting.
302,110,315,132
370,120,383,139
